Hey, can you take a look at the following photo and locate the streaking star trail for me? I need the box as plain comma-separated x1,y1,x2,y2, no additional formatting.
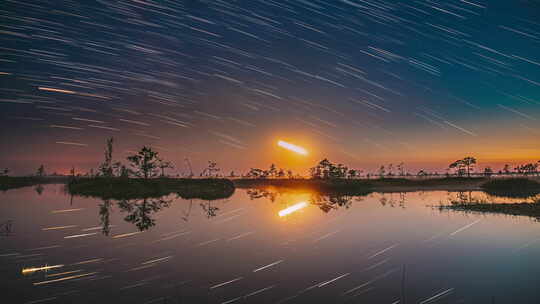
278,140,308,156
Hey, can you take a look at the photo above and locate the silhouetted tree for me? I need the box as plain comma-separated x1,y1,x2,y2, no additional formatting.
310,159,347,179
378,165,386,179
287,170,293,179
483,167,494,177
387,163,394,177
36,165,45,177
98,137,114,177
111,161,126,178
204,161,220,177
247,168,266,178
268,164,278,178
397,162,405,176
158,159,174,177
449,156,476,177
126,146,160,179
518,163,538,176
503,164,511,175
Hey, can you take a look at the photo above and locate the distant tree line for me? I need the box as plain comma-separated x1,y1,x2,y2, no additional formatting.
242,157,540,180
246,163,294,179
2,142,539,179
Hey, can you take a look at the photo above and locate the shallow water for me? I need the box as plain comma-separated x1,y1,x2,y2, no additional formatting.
1,185,540,303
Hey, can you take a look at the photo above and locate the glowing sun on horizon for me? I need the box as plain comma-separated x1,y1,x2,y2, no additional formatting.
278,140,308,155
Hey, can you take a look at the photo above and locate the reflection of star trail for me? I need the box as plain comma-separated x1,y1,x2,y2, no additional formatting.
278,201,308,217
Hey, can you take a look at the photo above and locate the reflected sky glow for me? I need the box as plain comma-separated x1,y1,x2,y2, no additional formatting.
2,185,540,303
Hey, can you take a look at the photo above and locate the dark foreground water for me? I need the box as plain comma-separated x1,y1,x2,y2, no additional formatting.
1,185,539,304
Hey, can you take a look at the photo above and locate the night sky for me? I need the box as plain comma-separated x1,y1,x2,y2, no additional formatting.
1,0,539,175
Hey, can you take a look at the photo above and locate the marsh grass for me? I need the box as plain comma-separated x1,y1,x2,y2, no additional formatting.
481,178,540,198
438,201,540,221
235,177,488,194
370,177,486,186
0,176,69,191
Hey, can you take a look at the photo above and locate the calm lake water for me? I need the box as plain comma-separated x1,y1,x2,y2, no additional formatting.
1,185,539,304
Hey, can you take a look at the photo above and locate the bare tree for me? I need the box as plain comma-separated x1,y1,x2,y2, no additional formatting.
397,162,405,176
99,137,114,177
158,159,174,177
36,165,45,177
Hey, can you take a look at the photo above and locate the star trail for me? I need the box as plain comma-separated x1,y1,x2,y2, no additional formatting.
0,0,539,174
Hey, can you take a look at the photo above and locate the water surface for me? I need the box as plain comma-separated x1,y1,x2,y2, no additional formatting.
1,185,539,303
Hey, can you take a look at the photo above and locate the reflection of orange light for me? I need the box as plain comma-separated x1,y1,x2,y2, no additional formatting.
279,202,308,217
278,140,308,155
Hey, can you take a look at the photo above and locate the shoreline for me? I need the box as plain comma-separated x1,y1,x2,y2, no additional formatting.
2,176,539,198
233,177,490,194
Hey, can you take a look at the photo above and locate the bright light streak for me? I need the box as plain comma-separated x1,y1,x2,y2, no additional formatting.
278,202,308,217
278,140,308,155
22,264,64,275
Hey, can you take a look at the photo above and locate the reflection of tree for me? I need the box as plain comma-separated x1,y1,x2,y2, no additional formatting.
34,184,44,195
311,194,355,213
118,198,171,231
246,188,369,214
181,200,194,222
379,192,407,208
0,220,13,237
99,199,113,236
399,192,406,208
200,201,219,218
448,191,486,205
246,189,277,202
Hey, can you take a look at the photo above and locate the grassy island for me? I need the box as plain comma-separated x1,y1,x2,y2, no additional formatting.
439,201,540,221
0,176,69,191
67,177,235,200
480,178,540,198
